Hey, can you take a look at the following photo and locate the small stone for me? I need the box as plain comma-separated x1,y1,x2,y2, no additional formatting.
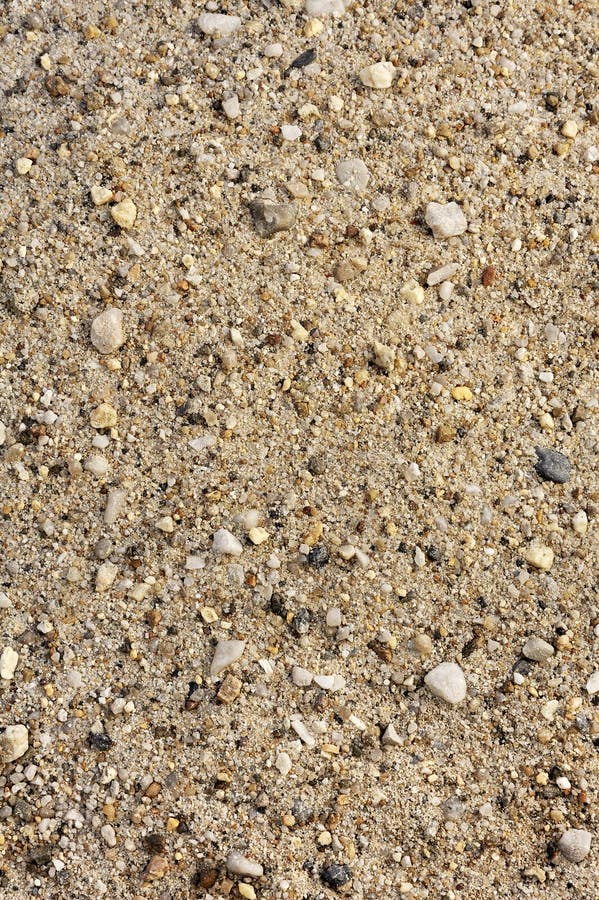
264,43,283,58
359,61,395,89
239,885,256,900
281,124,302,141
213,528,243,556
425,201,468,239
222,95,240,119
307,543,329,568
412,633,432,656
534,448,571,484
275,751,292,775
321,863,352,890
373,341,395,372
101,824,116,847
561,120,578,139
292,666,313,687
217,674,242,704
424,662,467,705
571,511,588,535
96,561,117,592
197,13,242,36
225,851,263,878
436,424,456,443
586,671,599,695
156,515,174,533
85,455,109,477
438,281,454,301
16,157,33,175
90,403,117,429
523,543,554,571
557,829,592,863
427,263,458,286
142,855,169,884
210,640,246,676
91,185,113,206
248,527,269,545
91,307,125,354
381,723,403,746
290,718,315,747
522,637,555,662
335,158,370,193
451,386,473,402
0,725,29,763
0,648,19,680
104,489,126,526
249,199,297,237
399,278,424,304
110,198,137,229
326,608,342,628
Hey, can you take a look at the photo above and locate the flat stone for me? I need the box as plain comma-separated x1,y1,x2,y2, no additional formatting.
212,528,243,556
226,851,263,878
425,201,468,239
381,723,403,746
336,158,370,193
427,263,459,286
0,648,19,680
523,543,554,571
534,448,571,483
110,198,137,229
424,662,467,705
359,61,395,89
91,307,125,354
557,829,592,863
522,637,555,662
249,199,297,237
0,725,29,763
210,639,246,676
197,13,242,36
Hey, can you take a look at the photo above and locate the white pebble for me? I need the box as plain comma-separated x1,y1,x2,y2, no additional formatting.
523,543,554,571
213,528,243,556
359,61,395,89
96,562,117,593
290,717,316,747
326,607,342,628
336,158,370,193
292,666,313,687
557,829,592,863
427,263,459,286
424,662,467,705
90,308,125,354
104,489,126,526
210,640,246,676
275,751,292,775
586,671,599,695
222,95,240,119
0,647,19,680
264,43,283,58
0,724,29,762
522,637,554,662
281,124,302,141
572,511,588,535
226,851,263,878
197,13,242,36
84,455,109,477
305,0,347,15
425,202,468,239
101,824,117,847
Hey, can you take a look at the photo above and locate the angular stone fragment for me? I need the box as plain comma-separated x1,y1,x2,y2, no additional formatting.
249,199,297,237
210,640,246,676
90,403,117,429
335,158,370,193
523,543,554,571
534,448,571,484
359,61,395,89
557,829,592,863
213,528,243,556
425,201,467,239
217,674,242,704
424,662,467,705
0,725,29,763
110,198,137,229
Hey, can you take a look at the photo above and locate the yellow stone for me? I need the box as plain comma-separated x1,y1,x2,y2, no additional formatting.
523,543,554,571
451,386,473,401
90,403,117,428
110,198,137,229
399,278,424,304
561,119,578,139
248,526,269,545
239,885,256,900
304,18,324,37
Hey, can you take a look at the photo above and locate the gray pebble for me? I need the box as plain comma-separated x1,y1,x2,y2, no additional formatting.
534,448,571,484
249,199,297,236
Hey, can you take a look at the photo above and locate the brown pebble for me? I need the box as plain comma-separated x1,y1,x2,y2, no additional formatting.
142,855,169,884
45,75,70,97
145,781,162,798
436,424,457,443
217,674,242,704
482,266,496,287
194,865,219,890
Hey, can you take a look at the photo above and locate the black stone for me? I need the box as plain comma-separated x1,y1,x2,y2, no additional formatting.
88,732,113,751
307,544,329,568
285,49,317,75
534,448,571,484
321,863,352,890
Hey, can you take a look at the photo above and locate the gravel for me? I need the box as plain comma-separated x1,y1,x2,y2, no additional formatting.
534,447,572,483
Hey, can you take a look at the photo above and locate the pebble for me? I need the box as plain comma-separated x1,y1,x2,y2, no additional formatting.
110,198,137,229
0,647,19,680
290,718,316,747
424,662,467,705
586,671,599,695
522,637,555,662
275,751,292,775
561,120,578,139
534,447,571,484
90,185,113,206
16,157,33,175
85,455,109,477
381,723,403,746
156,515,175,533
305,0,347,14
359,61,395,89
249,199,297,236
90,403,117,429
281,124,302,141
439,280,454,300
210,639,246,676
399,278,424,305
264,43,283,58
571,511,588,535
248,527,269,545
222,95,240,119
442,797,466,821
557,829,592,863
90,307,125,354
373,341,395,372
335,158,370,193
326,608,342,628
0,724,29,763
427,263,459,286
321,863,352,889
197,13,242,36
96,561,118,593
213,528,243,556
104,489,126,526
226,851,263,878
523,543,554,571
307,543,329,568
425,202,468,239
101,824,117,847
292,666,313,687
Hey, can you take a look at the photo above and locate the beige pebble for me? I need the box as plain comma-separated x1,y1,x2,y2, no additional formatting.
90,403,117,428
110,198,137,229
16,157,33,175
399,278,424,304
248,526,269,545
156,515,175,533
91,185,113,206
96,561,118,592
451,386,473,402
523,543,554,571
561,120,578,139
359,61,395,89
0,647,19,680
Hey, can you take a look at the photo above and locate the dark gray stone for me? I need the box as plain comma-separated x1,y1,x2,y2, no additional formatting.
534,448,571,484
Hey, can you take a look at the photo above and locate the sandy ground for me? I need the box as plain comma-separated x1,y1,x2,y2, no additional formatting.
0,1,597,897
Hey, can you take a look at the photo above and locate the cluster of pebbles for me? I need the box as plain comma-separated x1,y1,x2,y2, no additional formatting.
0,0,597,898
